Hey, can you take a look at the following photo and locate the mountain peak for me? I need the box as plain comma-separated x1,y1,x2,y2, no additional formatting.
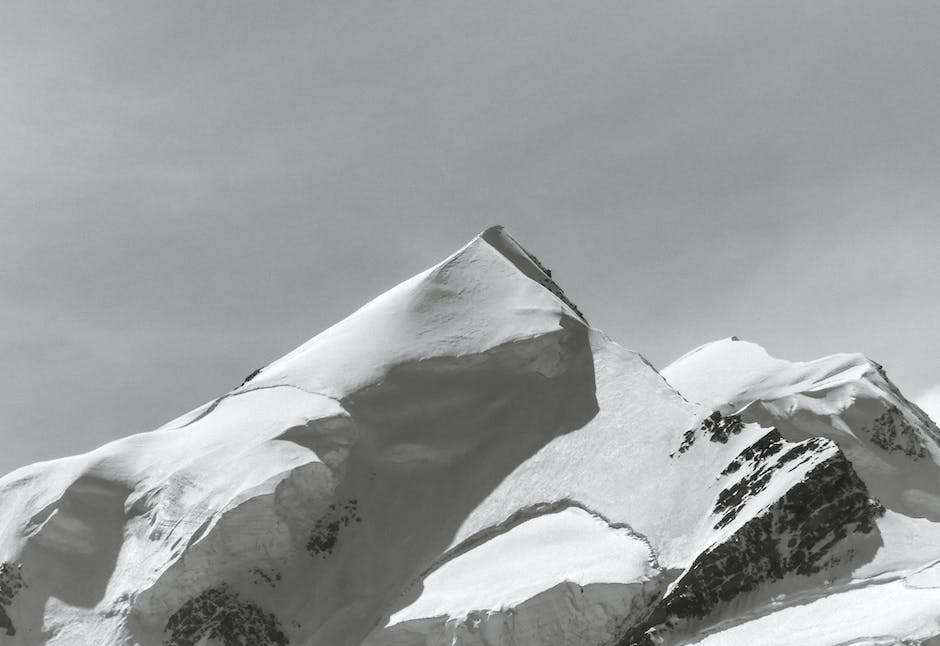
230,226,587,398
3,232,940,646
479,225,586,322
479,224,587,323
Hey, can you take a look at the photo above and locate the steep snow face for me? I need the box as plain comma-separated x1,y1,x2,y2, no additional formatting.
389,507,654,622
0,387,346,646
238,226,585,400
656,337,940,645
663,337,940,521
0,227,646,646
0,229,938,646
0,226,612,646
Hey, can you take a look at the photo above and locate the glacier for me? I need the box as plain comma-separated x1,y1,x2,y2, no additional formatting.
1,226,939,645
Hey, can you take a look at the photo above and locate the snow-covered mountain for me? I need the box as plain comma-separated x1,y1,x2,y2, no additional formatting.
1,227,939,646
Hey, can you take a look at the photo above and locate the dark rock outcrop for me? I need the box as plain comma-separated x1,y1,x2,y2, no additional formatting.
0,562,25,636
306,498,360,557
164,584,288,646
865,405,927,459
673,411,744,456
622,439,884,646
713,432,830,530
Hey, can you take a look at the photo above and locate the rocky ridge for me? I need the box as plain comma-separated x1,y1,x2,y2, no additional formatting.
0,229,938,645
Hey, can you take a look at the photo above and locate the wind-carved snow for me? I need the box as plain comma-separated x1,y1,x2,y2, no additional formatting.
0,226,606,646
688,573,940,646
368,507,657,645
1,228,940,646
656,338,940,645
663,337,940,523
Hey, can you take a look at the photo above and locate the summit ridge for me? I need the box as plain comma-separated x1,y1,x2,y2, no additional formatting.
0,228,939,646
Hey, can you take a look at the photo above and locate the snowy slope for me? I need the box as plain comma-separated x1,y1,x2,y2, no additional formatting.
663,337,940,521
0,228,938,646
660,338,940,645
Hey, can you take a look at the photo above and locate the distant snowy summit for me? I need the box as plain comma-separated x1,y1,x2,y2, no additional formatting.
2,226,940,646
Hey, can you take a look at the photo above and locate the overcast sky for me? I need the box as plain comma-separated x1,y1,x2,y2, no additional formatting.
2,2,939,475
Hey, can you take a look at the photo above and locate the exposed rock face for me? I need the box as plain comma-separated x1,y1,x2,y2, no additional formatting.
622,434,884,645
0,562,25,636
164,585,288,646
673,411,744,456
865,404,928,459
720,429,785,476
306,499,361,557
480,226,587,322
713,432,830,530
1,230,939,646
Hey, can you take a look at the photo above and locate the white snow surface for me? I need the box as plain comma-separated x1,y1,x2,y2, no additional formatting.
662,336,875,411
689,573,940,646
664,337,940,521
0,228,939,646
388,507,655,623
662,336,940,645
242,226,582,399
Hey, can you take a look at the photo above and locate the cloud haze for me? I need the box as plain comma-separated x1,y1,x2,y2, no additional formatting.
2,2,939,474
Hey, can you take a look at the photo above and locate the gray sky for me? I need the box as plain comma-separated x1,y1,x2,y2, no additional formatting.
2,2,939,476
